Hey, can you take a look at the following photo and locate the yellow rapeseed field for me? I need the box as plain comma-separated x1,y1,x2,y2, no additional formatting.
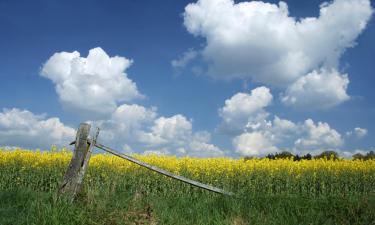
0,149,374,197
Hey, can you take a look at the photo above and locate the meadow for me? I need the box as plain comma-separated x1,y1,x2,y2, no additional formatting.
0,149,374,225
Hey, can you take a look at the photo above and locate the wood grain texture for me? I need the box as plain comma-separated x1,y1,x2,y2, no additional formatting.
58,123,91,200
75,127,100,195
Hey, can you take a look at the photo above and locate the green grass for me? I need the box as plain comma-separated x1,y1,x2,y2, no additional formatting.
1,187,374,225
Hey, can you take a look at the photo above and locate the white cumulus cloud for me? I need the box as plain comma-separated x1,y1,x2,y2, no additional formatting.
171,48,199,69
230,115,302,157
95,105,224,157
95,104,158,144
295,119,344,151
182,0,373,109
139,114,193,147
0,108,75,149
232,117,345,156
218,86,272,134
41,47,143,118
346,127,368,139
233,132,278,156
281,69,350,109
354,127,368,138
138,114,224,157
39,46,222,157
218,87,349,156
183,0,372,85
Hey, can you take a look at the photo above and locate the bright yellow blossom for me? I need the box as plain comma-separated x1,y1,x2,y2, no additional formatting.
0,149,374,197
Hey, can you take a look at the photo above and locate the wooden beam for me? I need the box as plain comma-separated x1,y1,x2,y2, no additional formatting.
94,141,233,196
58,123,91,201
75,127,100,194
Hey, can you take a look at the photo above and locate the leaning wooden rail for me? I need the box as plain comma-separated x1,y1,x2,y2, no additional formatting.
92,140,233,196
58,123,233,201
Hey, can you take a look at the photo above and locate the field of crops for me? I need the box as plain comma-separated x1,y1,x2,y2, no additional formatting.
1,149,375,225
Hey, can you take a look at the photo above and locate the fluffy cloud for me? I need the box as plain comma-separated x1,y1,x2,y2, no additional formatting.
187,140,224,157
138,114,193,147
231,115,300,156
272,116,298,133
218,87,349,156
269,116,299,143
171,49,199,70
354,127,368,138
0,106,222,157
294,119,344,151
183,0,373,108
281,69,350,109
0,108,75,149
95,104,157,144
172,131,224,157
41,47,143,118
95,104,224,157
232,117,344,156
233,132,278,156
39,47,222,157
183,0,372,84
346,127,368,139
137,114,224,157
218,86,272,134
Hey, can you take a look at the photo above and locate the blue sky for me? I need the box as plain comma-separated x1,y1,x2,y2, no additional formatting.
0,0,374,157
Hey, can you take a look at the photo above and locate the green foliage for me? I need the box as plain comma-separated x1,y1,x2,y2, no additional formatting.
275,151,294,159
365,151,375,160
314,151,339,160
353,151,375,161
353,153,365,160
266,151,313,161
266,151,295,160
1,188,374,225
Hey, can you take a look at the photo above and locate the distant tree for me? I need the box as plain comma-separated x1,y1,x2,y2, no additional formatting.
275,151,294,159
294,154,301,161
314,151,339,160
365,151,375,160
266,153,275,160
352,153,365,160
293,153,312,161
302,153,312,160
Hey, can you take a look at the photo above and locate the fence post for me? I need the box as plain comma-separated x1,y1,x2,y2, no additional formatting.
58,123,91,201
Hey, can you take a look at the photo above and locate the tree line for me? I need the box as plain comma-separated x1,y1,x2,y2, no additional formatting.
244,150,375,161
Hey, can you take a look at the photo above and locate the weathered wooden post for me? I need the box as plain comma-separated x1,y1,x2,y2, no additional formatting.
58,123,98,201
58,122,232,200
